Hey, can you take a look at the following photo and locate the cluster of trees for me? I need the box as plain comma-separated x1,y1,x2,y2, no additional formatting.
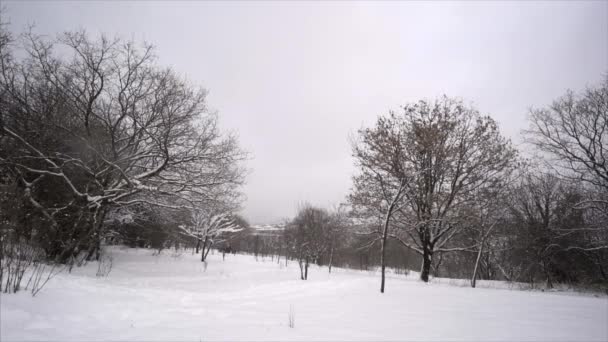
282,205,347,279
226,207,414,281
347,81,607,292
0,25,247,293
276,80,607,293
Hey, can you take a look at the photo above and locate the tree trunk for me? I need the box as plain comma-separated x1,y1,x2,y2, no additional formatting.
304,257,309,280
433,251,443,278
85,236,98,261
471,242,484,288
299,257,304,280
420,245,433,282
540,258,553,289
380,232,388,293
0,235,3,288
380,200,397,293
195,238,201,254
201,236,209,262
596,255,608,281
328,245,334,274
204,242,211,261
85,209,106,262
94,236,101,261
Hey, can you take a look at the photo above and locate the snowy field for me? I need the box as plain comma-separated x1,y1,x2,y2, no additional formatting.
1,246,607,341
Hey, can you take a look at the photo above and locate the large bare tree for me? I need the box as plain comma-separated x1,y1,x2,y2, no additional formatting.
350,96,518,284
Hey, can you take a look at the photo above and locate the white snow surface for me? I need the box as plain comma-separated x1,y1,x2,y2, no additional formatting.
2,246,607,341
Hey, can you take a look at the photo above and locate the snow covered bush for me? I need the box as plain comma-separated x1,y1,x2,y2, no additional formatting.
1,238,38,293
0,236,60,295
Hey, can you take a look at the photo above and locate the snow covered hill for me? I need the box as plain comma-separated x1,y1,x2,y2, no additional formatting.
2,246,607,341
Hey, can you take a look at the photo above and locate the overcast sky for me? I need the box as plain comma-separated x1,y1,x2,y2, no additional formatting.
4,1,607,224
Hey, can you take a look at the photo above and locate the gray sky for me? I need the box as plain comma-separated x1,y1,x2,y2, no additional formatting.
4,1,607,224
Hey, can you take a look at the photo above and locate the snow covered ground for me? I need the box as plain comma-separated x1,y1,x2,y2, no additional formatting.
2,246,607,341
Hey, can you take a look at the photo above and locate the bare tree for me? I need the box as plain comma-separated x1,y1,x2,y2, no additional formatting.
349,115,412,292
0,30,246,263
525,76,608,191
466,189,509,288
284,204,332,280
501,172,595,287
181,210,242,262
326,207,349,274
524,77,608,256
350,96,518,284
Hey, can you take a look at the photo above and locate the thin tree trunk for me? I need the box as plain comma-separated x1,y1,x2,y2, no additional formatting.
380,227,389,293
304,257,309,280
201,236,209,262
328,245,334,274
85,208,106,262
471,220,498,287
433,251,443,278
471,241,484,288
0,236,3,289
496,262,512,282
380,195,400,293
596,255,608,281
204,242,211,261
544,262,553,289
94,237,101,261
